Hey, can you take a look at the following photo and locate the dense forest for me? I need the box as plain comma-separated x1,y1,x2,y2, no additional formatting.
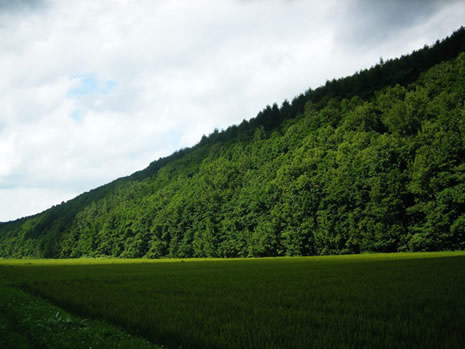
1,28,465,258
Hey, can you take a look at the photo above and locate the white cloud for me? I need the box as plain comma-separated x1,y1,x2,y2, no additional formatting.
0,0,464,221
0,187,77,221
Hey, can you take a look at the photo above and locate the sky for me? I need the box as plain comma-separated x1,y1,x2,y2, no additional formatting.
0,0,464,222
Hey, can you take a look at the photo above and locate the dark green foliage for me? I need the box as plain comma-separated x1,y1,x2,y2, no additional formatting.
0,284,159,348
1,28,465,258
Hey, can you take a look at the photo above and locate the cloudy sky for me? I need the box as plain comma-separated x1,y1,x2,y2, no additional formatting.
0,0,464,222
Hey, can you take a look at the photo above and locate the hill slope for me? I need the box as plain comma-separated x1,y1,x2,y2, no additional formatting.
1,28,465,258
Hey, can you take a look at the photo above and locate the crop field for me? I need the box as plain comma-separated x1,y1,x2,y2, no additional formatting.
1,252,465,348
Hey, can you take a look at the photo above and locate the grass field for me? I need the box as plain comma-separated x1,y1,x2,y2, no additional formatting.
1,252,465,348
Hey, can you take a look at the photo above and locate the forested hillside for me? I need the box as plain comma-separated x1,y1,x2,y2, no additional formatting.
1,28,465,258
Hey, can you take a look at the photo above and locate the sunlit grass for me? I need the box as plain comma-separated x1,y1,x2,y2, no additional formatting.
2,250,464,266
1,252,465,348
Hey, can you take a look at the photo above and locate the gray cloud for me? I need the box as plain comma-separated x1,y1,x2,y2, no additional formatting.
339,0,459,49
0,0,47,14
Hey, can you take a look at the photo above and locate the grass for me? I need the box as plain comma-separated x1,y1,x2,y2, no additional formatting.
1,251,465,348
0,284,159,349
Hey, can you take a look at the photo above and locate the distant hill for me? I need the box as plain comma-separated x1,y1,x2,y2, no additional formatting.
1,27,465,258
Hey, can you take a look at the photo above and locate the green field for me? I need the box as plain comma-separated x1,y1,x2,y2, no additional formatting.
1,252,465,348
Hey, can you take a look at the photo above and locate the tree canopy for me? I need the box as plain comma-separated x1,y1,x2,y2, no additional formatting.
1,28,465,258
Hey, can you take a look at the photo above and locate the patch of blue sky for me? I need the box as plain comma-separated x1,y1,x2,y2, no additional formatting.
71,109,82,121
67,74,117,97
